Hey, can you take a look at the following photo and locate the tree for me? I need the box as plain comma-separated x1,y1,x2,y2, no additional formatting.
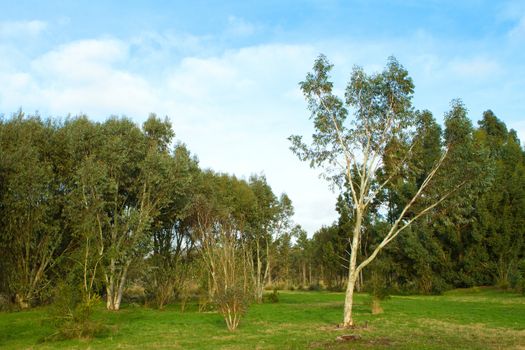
0,113,63,308
476,111,525,287
191,171,254,331
246,176,293,302
67,116,178,311
146,143,199,309
246,175,277,303
290,55,464,327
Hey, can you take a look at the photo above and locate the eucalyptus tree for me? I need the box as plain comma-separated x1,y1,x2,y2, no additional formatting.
190,171,255,330
146,141,200,309
70,115,179,311
476,111,525,287
290,55,465,327
0,112,63,308
246,176,295,302
293,226,312,287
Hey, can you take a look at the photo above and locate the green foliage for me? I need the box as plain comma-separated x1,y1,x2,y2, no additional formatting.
264,288,280,303
45,280,106,341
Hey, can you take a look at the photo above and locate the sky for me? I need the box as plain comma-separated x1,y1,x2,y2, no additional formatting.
1,0,524,235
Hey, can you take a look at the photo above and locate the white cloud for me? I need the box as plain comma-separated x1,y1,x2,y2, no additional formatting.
226,16,257,37
1,38,158,117
449,57,501,79
0,38,337,234
158,44,339,235
0,20,47,38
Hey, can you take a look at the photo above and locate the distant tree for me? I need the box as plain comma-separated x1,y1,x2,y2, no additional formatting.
246,176,294,302
191,171,254,331
246,175,278,303
476,111,525,288
290,55,468,327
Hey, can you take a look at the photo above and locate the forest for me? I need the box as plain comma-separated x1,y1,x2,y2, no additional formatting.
0,56,524,343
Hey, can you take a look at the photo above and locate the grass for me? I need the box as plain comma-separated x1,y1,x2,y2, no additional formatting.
0,287,524,349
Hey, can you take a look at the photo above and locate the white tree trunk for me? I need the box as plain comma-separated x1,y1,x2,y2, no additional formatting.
343,208,362,327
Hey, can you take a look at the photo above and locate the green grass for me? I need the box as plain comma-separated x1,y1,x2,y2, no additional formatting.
0,288,524,349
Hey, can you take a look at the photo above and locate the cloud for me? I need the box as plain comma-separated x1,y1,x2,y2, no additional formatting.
449,57,501,79
226,16,258,37
2,38,158,117
0,38,337,234
0,20,47,38
158,44,339,234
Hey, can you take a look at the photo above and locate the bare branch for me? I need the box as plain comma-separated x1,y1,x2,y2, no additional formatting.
354,147,451,276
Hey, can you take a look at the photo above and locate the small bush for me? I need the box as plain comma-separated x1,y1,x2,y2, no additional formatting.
44,282,107,341
0,294,14,312
264,289,279,303
215,285,249,331
309,283,322,291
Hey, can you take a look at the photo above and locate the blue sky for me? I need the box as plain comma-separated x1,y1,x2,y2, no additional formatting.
1,0,524,234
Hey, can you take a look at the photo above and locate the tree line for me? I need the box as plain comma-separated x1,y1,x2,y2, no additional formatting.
0,112,299,331
0,55,524,331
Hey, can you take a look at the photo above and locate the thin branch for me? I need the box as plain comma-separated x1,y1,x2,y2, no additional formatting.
354,146,450,276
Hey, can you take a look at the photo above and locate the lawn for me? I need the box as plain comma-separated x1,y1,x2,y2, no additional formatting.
0,288,524,349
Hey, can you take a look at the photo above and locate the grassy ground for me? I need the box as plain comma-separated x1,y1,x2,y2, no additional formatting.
0,287,524,349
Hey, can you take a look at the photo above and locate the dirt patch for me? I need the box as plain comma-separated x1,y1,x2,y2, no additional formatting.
336,334,361,341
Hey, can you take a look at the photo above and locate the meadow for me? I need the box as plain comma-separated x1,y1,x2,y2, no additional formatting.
0,288,524,349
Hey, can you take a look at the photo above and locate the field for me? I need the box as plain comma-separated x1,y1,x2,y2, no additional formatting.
0,288,524,349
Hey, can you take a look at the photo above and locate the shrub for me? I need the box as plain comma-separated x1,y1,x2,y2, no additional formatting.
264,288,279,303
44,281,107,341
309,283,322,291
215,285,249,331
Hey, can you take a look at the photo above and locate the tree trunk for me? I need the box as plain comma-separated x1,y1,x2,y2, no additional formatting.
302,262,307,287
255,239,264,303
343,274,357,326
343,207,362,327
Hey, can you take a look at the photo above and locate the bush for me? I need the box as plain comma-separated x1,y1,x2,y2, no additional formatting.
0,294,14,312
309,283,322,291
44,282,107,341
215,285,249,331
264,288,279,303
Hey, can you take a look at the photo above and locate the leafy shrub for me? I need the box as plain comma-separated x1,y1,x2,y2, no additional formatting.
44,281,107,341
309,283,322,291
264,288,279,303
214,285,249,331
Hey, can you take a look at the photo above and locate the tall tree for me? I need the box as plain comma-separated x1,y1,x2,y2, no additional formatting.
0,113,63,308
476,111,525,287
290,55,465,327
191,171,254,331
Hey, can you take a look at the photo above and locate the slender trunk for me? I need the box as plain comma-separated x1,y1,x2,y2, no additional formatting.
106,257,116,310
114,262,130,310
106,283,115,310
265,240,271,286
343,207,362,327
255,239,263,303
302,262,306,287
